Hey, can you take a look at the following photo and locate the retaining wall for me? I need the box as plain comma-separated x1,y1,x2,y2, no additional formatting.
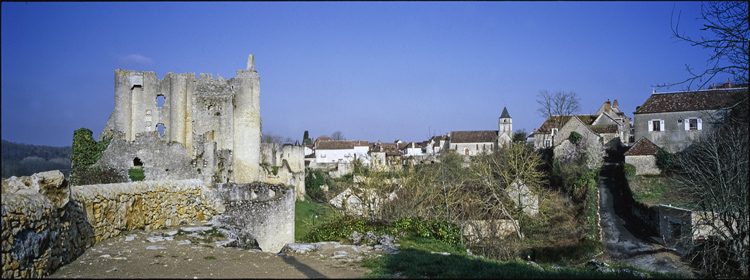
1,174,221,278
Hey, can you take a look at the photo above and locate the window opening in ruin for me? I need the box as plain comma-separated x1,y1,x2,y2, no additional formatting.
133,157,143,167
157,124,165,135
157,95,165,107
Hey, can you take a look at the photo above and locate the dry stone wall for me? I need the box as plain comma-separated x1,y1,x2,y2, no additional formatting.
2,172,224,278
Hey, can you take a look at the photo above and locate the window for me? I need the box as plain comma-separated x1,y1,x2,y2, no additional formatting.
648,120,663,132
156,124,165,135
551,128,558,136
157,95,165,107
685,118,702,130
544,139,552,148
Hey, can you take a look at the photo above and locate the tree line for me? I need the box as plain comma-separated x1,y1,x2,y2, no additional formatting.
1,139,73,179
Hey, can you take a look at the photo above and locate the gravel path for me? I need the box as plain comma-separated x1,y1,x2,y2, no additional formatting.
47,224,377,279
597,162,694,276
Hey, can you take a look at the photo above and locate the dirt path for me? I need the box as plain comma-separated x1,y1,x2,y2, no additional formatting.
597,162,695,276
48,224,374,279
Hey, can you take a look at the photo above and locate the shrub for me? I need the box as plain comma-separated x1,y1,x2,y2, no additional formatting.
568,131,582,145
655,148,674,172
128,168,145,181
623,163,636,179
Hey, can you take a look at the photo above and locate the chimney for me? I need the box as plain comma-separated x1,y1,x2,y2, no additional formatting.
728,78,732,87
613,99,619,109
604,99,611,114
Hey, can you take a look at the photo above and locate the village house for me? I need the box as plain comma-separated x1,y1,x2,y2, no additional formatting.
623,137,661,175
532,99,632,150
447,107,513,156
423,134,450,155
632,82,746,153
369,141,404,171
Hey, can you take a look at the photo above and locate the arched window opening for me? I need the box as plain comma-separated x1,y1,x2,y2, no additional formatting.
157,95,165,108
157,124,166,136
133,157,143,167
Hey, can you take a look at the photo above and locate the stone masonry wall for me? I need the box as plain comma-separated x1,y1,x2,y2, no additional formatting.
1,172,223,278
210,182,295,253
624,155,660,175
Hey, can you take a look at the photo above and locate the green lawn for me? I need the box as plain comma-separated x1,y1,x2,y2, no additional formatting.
631,175,697,209
294,200,342,241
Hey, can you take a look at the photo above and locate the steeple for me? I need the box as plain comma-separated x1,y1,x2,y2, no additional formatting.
498,106,513,146
500,107,511,119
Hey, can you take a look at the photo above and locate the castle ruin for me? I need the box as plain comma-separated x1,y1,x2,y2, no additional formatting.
96,55,304,195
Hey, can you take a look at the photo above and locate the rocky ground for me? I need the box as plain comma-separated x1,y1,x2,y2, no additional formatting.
47,223,396,279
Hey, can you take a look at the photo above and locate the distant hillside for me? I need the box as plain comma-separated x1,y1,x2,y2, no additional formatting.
1,139,72,179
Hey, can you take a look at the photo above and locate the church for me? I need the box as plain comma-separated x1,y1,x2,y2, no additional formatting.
448,107,513,156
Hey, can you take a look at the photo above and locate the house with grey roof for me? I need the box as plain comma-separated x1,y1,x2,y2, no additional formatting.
632,85,746,153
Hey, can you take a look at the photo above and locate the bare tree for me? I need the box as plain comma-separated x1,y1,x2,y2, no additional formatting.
536,90,581,143
676,126,748,277
330,131,345,141
469,143,546,240
658,1,749,90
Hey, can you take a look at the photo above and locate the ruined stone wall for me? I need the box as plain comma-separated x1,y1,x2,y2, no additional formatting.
259,143,305,199
1,172,223,278
100,55,261,184
94,132,200,181
210,182,294,252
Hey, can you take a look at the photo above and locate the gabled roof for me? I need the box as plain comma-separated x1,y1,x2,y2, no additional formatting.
624,137,660,156
316,141,355,150
537,116,571,134
500,107,511,119
589,125,619,134
352,140,369,147
450,130,498,143
576,114,598,125
634,88,745,114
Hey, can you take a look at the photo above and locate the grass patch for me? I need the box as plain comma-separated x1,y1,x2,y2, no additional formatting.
363,233,685,279
631,175,697,208
128,168,145,181
294,200,342,241
203,256,216,260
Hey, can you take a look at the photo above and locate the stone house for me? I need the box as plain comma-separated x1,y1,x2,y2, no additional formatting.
423,134,450,155
533,99,631,150
369,141,403,171
632,86,745,153
448,107,513,156
624,137,661,175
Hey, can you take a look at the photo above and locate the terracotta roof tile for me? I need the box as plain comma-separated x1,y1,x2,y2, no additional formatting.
624,137,660,156
635,88,745,114
589,125,618,134
537,116,572,133
576,115,598,125
316,141,355,150
450,130,498,143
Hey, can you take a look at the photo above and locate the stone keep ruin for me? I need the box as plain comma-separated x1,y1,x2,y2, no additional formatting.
97,54,303,189
1,55,303,278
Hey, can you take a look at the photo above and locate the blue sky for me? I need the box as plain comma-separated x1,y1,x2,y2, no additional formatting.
2,2,726,147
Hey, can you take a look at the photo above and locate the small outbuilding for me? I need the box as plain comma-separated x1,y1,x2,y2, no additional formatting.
624,137,661,175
